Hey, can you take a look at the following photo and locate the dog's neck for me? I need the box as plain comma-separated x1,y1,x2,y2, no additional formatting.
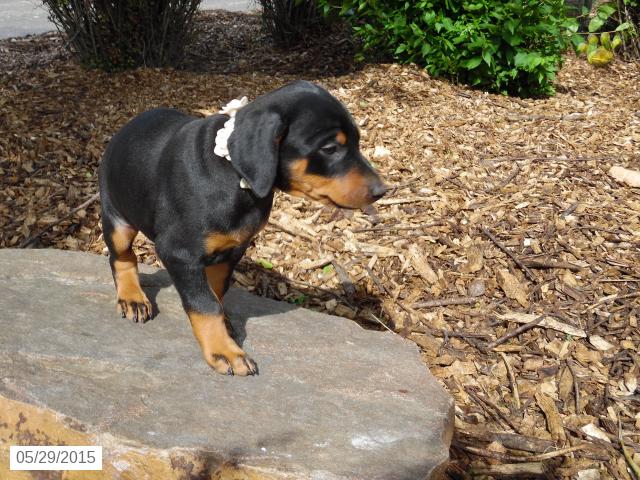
213,97,251,190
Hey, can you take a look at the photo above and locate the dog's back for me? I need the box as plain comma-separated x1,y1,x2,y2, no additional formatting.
99,108,193,238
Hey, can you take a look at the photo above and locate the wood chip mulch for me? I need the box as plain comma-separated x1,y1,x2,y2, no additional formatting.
1,10,639,480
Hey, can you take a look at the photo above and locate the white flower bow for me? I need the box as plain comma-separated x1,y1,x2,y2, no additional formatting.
213,96,249,162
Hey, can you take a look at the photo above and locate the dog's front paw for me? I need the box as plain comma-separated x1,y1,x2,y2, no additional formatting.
116,295,152,323
207,350,258,376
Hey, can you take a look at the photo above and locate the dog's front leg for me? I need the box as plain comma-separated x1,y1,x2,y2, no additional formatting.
159,253,257,376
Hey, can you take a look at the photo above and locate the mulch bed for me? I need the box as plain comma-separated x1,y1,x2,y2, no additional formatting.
1,10,639,480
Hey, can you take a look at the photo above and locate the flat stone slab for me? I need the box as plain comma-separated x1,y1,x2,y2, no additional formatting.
0,249,453,479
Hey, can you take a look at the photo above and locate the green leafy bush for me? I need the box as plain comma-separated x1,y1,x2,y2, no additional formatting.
572,0,639,64
319,0,578,97
42,0,201,70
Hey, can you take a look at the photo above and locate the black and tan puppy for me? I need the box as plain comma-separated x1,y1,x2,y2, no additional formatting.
99,81,386,376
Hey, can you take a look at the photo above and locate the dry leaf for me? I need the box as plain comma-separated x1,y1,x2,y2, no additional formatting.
581,423,611,443
589,335,615,351
535,390,566,442
496,312,586,338
496,269,529,307
408,244,438,284
460,246,484,273
444,360,477,377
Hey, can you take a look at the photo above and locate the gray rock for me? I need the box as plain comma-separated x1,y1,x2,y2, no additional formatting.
0,249,453,479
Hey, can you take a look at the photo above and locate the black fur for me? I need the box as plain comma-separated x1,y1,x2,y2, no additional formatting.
99,80,386,372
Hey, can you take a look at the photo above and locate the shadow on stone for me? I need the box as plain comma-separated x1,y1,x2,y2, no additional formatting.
138,268,300,348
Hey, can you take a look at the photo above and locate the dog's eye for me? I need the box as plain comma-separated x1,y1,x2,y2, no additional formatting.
320,144,338,155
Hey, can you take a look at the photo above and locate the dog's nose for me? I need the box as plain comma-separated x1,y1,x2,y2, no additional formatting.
369,181,387,201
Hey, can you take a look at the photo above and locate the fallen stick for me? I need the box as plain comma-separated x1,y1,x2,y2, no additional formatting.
583,291,640,313
487,315,545,350
482,227,537,283
522,258,582,272
333,261,356,298
461,443,591,463
620,418,640,479
19,192,100,248
458,430,555,453
486,163,521,192
496,311,586,338
465,387,522,433
566,359,581,414
376,196,435,205
470,461,547,478
387,174,422,194
267,218,315,242
413,296,478,309
353,220,445,233
500,352,521,410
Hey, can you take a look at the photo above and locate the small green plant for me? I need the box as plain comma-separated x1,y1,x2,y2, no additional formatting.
289,293,307,304
318,0,577,97
572,1,638,65
255,258,274,269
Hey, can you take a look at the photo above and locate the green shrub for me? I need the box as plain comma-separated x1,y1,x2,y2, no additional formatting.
42,0,202,70
319,0,578,97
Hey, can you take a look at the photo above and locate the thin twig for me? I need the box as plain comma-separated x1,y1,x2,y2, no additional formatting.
333,261,356,299
620,418,640,479
486,163,521,192
387,174,422,194
560,202,579,218
500,352,521,410
368,312,396,334
19,192,100,248
457,442,592,462
465,387,522,433
487,315,545,350
567,359,581,414
482,227,537,283
583,292,640,313
522,258,582,272
267,218,315,242
413,296,478,309
353,220,445,233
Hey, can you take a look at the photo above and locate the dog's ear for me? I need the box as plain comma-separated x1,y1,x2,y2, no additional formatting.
228,108,285,198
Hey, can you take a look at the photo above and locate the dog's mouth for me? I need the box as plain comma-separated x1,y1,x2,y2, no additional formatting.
287,188,362,209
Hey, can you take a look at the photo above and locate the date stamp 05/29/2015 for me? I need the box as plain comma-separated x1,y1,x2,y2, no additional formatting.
9,446,103,471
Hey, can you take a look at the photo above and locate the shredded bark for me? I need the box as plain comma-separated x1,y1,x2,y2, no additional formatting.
1,10,639,479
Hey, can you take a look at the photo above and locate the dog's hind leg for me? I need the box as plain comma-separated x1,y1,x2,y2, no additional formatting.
102,212,152,323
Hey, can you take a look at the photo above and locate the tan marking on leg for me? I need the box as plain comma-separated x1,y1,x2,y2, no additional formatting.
205,262,230,302
287,159,373,209
188,311,257,376
336,131,347,145
111,225,152,322
204,230,252,256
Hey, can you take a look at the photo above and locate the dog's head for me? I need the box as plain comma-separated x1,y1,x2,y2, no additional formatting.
227,81,386,208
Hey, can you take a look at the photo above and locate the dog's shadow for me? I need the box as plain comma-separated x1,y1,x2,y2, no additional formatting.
138,269,302,348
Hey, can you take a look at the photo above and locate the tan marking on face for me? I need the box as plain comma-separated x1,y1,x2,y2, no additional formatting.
205,262,231,302
336,131,347,145
204,230,252,256
287,159,374,209
187,311,255,376
110,225,152,321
